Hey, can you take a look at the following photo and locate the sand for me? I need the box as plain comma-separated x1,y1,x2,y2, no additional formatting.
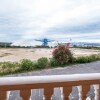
0,48,100,62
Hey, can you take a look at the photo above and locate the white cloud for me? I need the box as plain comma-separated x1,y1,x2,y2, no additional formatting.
42,1,100,32
0,0,100,43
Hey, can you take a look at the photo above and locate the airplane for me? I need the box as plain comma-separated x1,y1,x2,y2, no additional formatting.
34,38,54,47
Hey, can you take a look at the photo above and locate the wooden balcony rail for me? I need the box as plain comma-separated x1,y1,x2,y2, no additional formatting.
0,73,100,100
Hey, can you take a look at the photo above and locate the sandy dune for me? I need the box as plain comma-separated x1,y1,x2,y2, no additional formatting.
0,48,100,62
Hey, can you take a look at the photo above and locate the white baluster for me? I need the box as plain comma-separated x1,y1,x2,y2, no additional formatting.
93,85,99,100
7,91,10,100
86,97,91,100
29,89,32,100
77,86,82,100
60,87,63,100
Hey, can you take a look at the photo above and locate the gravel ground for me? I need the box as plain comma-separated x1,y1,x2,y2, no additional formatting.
3,61,100,100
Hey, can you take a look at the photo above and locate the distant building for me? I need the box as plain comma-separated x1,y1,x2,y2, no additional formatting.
65,43,72,47
0,42,12,47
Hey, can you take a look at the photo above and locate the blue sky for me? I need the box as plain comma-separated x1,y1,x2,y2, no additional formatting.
0,0,100,43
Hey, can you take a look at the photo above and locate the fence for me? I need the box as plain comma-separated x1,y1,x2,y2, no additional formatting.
0,73,100,100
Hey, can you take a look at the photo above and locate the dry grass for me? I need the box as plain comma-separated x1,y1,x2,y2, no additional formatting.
0,53,12,57
0,48,100,62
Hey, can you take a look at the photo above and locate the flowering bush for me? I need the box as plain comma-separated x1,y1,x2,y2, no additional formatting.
52,45,73,65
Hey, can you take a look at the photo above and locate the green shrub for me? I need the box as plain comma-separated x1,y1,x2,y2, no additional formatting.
74,56,89,63
52,45,73,65
49,58,59,67
0,61,20,74
1,62,20,68
20,59,34,70
75,54,100,63
32,62,40,69
37,57,49,69
87,55,96,62
90,54,100,60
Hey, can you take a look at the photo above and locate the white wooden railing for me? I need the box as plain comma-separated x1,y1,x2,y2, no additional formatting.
0,73,100,100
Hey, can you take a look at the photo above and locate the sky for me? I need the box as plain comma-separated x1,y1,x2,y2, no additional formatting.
0,0,100,43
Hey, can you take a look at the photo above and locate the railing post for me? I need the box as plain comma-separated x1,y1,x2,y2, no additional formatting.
0,91,7,100
63,87,72,100
44,87,53,100
20,89,31,100
82,85,90,100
